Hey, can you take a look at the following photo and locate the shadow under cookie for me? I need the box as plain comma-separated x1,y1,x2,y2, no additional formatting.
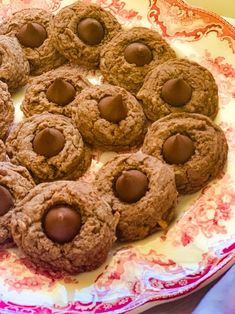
6,113,92,183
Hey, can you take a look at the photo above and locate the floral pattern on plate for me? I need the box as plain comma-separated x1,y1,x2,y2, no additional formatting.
0,0,234,313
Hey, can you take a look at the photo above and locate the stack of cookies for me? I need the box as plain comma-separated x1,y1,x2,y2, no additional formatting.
0,1,228,274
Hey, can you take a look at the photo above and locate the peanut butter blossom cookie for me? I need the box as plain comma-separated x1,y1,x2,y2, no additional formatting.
0,81,14,140
0,162,35,244
72,84,147,151
0,35,30,91
51,1,121,68
137,59,219,121
11,181,119,274
21,65,91,118
100,27,176,94
0,8,65,75
6,113,91,183
95,152,177,241
142,113,228,194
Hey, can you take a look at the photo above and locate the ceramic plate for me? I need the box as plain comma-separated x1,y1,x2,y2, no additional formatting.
0,0,234,313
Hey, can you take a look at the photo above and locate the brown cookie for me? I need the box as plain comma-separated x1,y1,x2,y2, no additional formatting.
21,65,91,118
0,35,30,91
142,113,228,194
100,27,176,94
0,8,65,75
6,113,91,183
11,180,119,274
0,140,6,161
51,1,121,68
137,59,219,121
0,162,35,244
0,80,14,140
95,152,177,241
71,84,147,151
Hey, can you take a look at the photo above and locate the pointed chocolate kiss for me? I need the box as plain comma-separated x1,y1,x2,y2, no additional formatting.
33,128,65,158
124,42,152,67
16,22,47,48
0,185,14,217
43,205,81,244
161,78,192,107
46,78,76,106
77,18,104,45
98,94,128,123
115,169,148,203
162,134,195,165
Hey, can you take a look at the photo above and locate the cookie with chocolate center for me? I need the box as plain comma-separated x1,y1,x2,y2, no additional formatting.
0,8,65,75
21,65,91,118
142,113,228,194
95,152,177,241
11,180,119,274
71,84,147,151
6,113,91,183
100,27,176,94
137,59,219,121
51,1,121,68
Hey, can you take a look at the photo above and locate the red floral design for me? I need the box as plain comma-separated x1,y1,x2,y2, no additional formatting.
0,0,62,21
0,1,234,314
148,0,235,52
169,173,235,247
82,0,142,21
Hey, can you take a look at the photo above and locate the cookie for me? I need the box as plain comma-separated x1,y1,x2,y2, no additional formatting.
51,1,121,68
71,84,147,151
0,140,6,161
11,180,119,274
6,113,91,183
142,113,228,194
0,80,14,140
137,59,219,121
0,8,65,75
95,152,177,241
100,27,176,94
21,65,91,118
0,162,35,244
0,35,30,91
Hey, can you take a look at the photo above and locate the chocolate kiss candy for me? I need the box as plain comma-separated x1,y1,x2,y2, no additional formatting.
77,18,104,45
16,22,47,48
162,134,195,165
124,42,152,67
115,169,148,203
0,185,14,216
33,128,65,158
161,78,192,107
98,94,127,123
46,78,76,106
43,205,81,244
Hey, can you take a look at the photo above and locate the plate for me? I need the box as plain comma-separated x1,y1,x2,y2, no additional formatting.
0,1,235,313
